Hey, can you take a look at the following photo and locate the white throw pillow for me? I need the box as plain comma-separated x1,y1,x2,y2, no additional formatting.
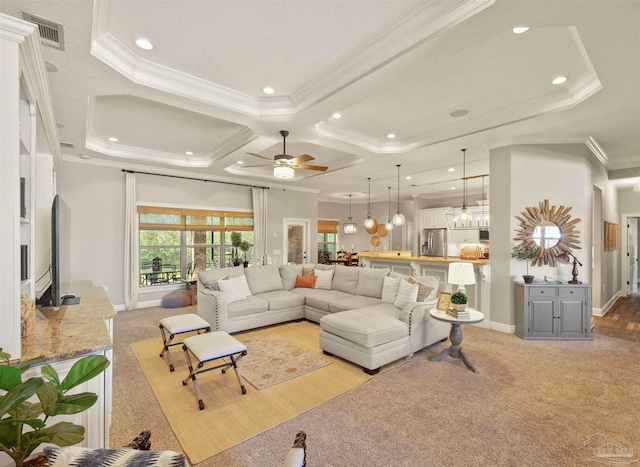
217,274,251,304
314,269,334,290
393,279,419,309
381,276,401,304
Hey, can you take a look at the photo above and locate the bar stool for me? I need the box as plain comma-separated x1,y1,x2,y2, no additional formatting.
181,331,247,410
159,314,211,372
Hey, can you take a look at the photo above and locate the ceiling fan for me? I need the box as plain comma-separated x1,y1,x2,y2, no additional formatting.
245,130,328,179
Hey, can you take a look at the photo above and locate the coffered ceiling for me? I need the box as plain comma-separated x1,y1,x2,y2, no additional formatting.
3,0,639,201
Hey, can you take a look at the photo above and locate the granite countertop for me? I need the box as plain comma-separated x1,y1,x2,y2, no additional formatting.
358,252,489,265
21,281,116,363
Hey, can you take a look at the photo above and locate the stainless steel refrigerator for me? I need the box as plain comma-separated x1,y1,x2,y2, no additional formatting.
421,228,447,257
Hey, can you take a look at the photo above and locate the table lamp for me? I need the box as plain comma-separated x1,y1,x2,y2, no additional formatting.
448,262,476,293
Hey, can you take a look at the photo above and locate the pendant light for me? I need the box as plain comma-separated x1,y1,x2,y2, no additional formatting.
459,149,469,222
343,194,357,235
392,164,405,226
385,187,394,231
363,177,376,229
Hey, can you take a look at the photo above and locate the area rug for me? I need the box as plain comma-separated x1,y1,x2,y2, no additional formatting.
240,333,332,390
130,321,374,464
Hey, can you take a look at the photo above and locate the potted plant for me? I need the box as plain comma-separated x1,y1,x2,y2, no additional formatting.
451,291,468,311
239,240,251,268
230,231,243,266
511,243,538,283
0,347,110,467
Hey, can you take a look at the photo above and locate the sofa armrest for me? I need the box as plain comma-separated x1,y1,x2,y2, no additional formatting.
400,299,437,329
400,299,448,353
197,286,229,331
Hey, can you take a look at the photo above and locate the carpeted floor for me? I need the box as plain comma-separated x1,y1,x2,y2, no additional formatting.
111,304,640,466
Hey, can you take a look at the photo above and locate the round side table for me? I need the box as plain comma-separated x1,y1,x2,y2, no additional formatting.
429,308,484,372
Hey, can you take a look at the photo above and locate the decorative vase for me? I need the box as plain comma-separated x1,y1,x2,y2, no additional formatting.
454,303,466,311
523,275,534,284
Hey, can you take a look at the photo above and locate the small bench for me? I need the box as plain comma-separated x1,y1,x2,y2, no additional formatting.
159,314,211,371
181,331,247,410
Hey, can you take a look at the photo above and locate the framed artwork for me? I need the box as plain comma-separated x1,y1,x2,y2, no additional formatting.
604,221,619,251
437,292,452,311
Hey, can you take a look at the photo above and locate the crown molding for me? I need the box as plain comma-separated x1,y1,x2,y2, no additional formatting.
61,152,320,193
1,13,62,166
585,136,608,166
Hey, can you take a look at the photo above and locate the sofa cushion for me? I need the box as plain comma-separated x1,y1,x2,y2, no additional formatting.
315,264,335,271
381,276,401,304
255,290,305,311
356,268,390,298
319,307,408,348
332,266,359,295
280,264,304,290
314,269,334,290
305,290,352,312
198,265,244,289
295,275,317,288
290,287,322,299
394,280,419,309
329,295,382,313
244,264,283,294
227,295,269,318
217,274,252,304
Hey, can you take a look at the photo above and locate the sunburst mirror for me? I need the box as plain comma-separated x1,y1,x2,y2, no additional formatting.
513,199,581,266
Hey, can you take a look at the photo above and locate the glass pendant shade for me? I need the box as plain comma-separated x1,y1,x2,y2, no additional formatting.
393,164,405,226
343,194,357,235
274,165,294,179
363,177,376,228
364,217,375,229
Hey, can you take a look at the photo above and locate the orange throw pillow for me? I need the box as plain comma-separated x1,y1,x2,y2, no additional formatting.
295,275,317,288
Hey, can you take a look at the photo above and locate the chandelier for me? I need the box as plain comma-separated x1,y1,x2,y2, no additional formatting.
343,194,357,235
446,148,490,230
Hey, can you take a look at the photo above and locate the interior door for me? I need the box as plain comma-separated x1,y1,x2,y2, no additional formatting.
284,219,308,265
628,218,638,295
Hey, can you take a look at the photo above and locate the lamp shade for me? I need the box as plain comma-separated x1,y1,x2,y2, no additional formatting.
274,165,294,179
448,262,476,286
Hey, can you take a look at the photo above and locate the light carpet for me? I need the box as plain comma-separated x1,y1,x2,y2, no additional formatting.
130,321,371,464
239,332,332,390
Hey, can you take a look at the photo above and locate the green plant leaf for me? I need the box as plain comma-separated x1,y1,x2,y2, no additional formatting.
0,365,22,391
12,356,43,374
47,393,98,416
0,377,42,419
0,348,11,363
37,380,59,415
0,417,45,429
40,364,61,393
10,400,44,420
0,419,19,451
60,355,109,392
21,421,85,457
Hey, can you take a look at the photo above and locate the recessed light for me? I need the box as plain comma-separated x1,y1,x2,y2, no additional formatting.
108,137,118,142
448,167,455,172
237,161,244,165
405,176,412,180
185,151,193,156
552,76,567,85
135,38,154,50
332,113,342,119
513,26,530,34
450,186,456,190
262,87,275,95
450,109,469,118
387,133,396,139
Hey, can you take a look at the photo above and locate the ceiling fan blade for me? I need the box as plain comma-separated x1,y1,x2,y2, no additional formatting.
297,164,328,171
289,154,314,164
247,152,273,161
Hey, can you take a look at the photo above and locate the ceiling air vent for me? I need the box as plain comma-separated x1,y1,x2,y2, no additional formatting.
60,141,75,149
22,12,65,51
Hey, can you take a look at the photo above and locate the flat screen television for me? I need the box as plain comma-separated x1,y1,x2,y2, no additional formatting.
37,195,76,307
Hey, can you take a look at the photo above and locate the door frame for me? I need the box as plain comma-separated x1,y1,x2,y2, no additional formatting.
620,212,640,297
283,218,310,265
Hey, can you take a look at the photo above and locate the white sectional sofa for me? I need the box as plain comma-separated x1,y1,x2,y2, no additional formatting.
197,264,449,373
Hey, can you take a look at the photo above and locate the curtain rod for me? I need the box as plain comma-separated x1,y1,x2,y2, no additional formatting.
122,169,270,189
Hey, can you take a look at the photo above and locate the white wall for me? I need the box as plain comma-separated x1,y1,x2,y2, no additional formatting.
56,163,318,309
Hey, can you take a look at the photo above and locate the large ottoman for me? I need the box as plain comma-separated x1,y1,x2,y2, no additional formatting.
319,304,411,374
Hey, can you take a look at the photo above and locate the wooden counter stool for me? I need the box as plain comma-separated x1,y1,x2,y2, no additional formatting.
181,331,248,410
159,314,211,372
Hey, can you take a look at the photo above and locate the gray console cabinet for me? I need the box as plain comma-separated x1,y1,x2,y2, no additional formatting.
515,283,591,340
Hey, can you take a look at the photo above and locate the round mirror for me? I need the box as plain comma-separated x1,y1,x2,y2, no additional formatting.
532,221,562,249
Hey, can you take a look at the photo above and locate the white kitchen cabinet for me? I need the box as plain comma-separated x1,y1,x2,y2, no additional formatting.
451,229,480,243
419,207,451,229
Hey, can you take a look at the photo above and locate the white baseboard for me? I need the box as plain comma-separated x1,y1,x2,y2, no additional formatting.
113,299,163,312
592,291,621,317
473,320,515,334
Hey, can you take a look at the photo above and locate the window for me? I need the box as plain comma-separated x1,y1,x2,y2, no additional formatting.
317,220,338,263
138,206,253,287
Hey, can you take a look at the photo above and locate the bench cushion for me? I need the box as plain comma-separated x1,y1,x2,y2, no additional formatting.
320,306,408,348
183,331,246,361
255,290,305,311
160,314,210,334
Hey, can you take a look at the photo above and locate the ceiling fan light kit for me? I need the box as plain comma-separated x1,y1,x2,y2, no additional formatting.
363,177,377,229
343,194,357,235
274,165,294,179
392,164,405,226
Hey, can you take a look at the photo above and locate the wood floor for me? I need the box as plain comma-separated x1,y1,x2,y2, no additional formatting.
592,293,640,342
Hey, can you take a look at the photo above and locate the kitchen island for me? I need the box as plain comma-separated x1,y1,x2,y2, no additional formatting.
358,252,490,321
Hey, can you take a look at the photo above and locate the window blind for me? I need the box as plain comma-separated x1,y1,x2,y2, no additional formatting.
138,206,253,231
318,220,339,234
